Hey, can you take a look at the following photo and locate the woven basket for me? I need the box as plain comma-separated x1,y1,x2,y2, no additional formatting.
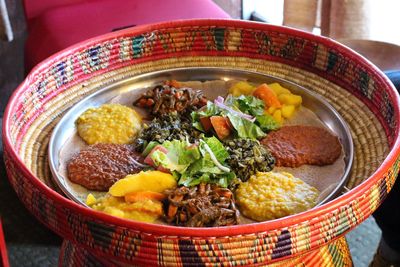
3,19,400,266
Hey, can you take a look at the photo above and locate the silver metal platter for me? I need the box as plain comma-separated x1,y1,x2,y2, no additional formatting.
48,67,354,208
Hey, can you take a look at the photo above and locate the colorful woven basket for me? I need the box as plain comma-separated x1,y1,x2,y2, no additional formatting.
3,19,400,266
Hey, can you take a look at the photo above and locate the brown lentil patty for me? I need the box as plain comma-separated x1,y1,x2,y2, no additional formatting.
261,125,341,167
68,144,144,191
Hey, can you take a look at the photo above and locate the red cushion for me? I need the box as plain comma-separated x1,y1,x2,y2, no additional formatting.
25,0,230,71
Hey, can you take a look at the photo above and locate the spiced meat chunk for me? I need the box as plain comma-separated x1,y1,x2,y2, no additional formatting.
165,183,239,227
134,84,207,115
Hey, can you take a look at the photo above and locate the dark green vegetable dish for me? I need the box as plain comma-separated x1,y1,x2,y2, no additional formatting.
224,139,275,182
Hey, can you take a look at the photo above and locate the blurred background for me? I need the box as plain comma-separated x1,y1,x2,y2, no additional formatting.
1,0,399,266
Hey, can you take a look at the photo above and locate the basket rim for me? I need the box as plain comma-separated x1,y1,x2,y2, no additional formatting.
3,19,400,237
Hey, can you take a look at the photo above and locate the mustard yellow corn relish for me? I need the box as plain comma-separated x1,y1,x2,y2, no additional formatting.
235,172,319,221
88,195,163,223
77,103,141,145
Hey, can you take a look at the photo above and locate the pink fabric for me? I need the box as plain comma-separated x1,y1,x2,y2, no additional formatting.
25,0,229,71
23,0,84,21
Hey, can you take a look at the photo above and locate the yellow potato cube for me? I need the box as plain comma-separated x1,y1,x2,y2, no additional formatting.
268,83,291,95
86,193,97,206
281,104,296,119
228,81,255,96
278,94,302,107
109,171,177,197
267,106,276,115
231,87,241,97
273,110,283,124
104,206,125,218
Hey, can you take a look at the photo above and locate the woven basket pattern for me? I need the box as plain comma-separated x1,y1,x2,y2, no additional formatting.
59,237,352,267
3,20,400,266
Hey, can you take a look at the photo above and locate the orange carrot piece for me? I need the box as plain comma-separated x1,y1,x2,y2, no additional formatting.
200,117,212,132
124,191,166,203
253,83,282,108
167,194,184,219
210,116,231,140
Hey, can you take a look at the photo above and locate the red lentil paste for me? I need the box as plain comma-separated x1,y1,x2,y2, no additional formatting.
261,125,342,167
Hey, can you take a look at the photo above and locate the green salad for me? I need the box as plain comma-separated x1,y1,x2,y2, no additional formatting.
132,94,279,188
192,95,279,140
142,137,236,187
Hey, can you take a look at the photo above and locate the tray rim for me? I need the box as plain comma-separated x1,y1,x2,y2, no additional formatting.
48,67,354,219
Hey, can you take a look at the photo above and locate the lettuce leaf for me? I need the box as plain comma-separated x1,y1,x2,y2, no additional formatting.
177,137,235,187
197,101,220,117
216,172,236,188
193,96,272,139
141,141,160,156
256,114,280,132
226,113,266,139
179,155,235,187
202,136,229,162
191,101,221,131
150,140,200,173
151,150,187,172
179,172,210,187
162,140,200,166
235,95,265,116
148,138,234,187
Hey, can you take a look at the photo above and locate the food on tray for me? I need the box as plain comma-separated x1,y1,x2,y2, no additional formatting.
261,125,342,167
67,144,144,191
230,82,302,124
133,112,201,152
109,171,176,197
268,83,291,96
192,94,279,140
140,137,236,188
76,103,142,145
124,191,166,202
88,194,164,223
228,81,255,96
224,138,275,182
278,93,302,107
209,116,232,140
235,171,319,221
253,83,282,109
58,78,348,227
165,183,239,227
134,83,208,115
87,170,177,222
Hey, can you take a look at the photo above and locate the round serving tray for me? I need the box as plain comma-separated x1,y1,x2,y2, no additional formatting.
48,67,353,209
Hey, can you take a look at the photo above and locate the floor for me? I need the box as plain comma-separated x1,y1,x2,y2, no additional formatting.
347,217,381,267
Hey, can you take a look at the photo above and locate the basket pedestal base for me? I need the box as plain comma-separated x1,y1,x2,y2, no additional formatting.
58,237,353,267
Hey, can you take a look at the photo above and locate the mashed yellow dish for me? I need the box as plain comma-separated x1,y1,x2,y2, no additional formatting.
86,171,177,223
89,195,163,223
235,172,319,221
76,103,142,145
